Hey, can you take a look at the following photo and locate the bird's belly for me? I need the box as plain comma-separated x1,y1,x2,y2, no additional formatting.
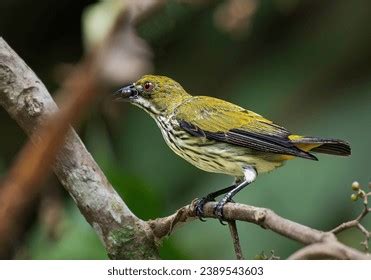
175,141,284,176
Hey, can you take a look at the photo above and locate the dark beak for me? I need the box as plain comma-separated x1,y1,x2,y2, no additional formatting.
113,84,139,101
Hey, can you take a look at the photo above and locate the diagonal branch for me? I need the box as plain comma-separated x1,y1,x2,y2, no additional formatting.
0,37,158,259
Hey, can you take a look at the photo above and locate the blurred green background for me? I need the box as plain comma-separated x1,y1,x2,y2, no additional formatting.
0,0,370,259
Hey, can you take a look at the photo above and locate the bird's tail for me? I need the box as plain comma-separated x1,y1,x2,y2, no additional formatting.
289,135,351,156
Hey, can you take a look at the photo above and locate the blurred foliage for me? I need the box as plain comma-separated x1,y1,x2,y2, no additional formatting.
1,0,371,259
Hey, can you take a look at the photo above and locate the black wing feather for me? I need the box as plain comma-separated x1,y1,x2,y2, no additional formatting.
179,120,317,160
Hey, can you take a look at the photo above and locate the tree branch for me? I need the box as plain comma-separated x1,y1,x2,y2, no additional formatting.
149,201,334,245
148,200,370,259
0,37,158,259
288,241,367,260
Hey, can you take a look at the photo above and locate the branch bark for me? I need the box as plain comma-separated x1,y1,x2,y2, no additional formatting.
148,201,370,260
228,220,244,260
0,37,159,259
288,242,367,260
149,201,334,245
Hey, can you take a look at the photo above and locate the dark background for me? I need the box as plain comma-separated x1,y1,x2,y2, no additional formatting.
0,0,370,259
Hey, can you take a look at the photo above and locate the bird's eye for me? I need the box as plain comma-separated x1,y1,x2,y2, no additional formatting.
143,82,154,92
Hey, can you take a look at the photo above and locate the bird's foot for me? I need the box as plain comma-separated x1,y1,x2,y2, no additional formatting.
195,196,215,222
213,197,233,225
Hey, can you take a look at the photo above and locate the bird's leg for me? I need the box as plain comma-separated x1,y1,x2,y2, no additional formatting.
213,181,250,225
195,184,236,221
214,166,257,224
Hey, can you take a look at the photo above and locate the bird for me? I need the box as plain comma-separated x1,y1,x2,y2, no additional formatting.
114,75,351,222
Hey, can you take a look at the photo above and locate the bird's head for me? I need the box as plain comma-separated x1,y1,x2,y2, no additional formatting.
114,75,191,116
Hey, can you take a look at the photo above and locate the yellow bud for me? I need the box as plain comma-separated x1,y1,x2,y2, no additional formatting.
351,181,360,191
351,193,358,201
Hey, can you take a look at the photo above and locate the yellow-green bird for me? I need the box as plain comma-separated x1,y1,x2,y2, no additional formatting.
115,75,351,221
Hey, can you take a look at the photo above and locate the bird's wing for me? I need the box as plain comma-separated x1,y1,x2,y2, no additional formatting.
174,96,316,160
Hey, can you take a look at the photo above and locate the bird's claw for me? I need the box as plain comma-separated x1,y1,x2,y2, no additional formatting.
195,197,214,221
213,202,226,225
213,198,233,225
195,196,234,225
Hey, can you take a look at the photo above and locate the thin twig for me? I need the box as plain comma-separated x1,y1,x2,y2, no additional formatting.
330,183,370,253
227,220,244,260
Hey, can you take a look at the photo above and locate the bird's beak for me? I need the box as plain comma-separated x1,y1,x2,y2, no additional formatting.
113,83,139,102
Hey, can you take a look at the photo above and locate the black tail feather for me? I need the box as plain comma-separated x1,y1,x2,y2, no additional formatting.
311,142,351,156
292,137,351,157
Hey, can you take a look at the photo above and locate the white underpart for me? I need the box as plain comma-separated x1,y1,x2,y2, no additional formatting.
243,165,257,183
133,96,161,115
